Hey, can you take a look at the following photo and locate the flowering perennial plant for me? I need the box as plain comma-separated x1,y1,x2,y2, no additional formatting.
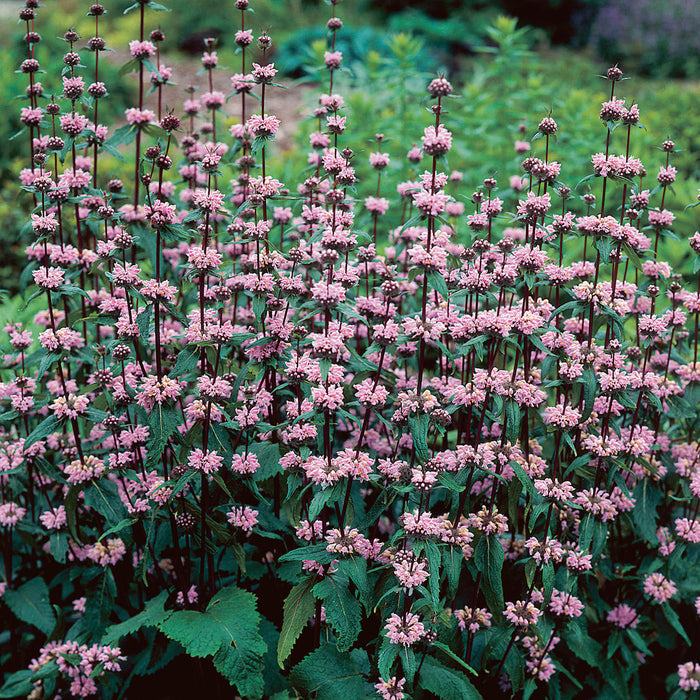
1,2,699,699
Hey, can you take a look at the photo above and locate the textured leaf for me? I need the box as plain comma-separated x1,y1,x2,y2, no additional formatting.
336,555,372,611
443,545,462,600
278,577,316,667
169,345,200,378
632,479,661,544
146,404,179,470
279,543,335,565
475,534,504,618
84,479,126,527
23,414,63,449
408,414,430,464
2,577,55,635
580,366,597,421
662,604,690,645
157,587,266,697
377,637,400,679
208,588,266,698
101,591,169,646
290,645,368,700
418,656,483,700
313,573,361,651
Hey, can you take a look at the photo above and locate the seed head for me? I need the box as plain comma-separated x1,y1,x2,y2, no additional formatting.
607,65,623,81
538,116,558,135
427,76,452,98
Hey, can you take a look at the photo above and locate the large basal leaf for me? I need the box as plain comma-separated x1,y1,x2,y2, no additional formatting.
290,645,369,700
156,586,266,699
418,656,483,700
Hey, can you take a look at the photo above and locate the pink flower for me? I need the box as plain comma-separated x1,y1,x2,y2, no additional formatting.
643,573,677,603
247,113,281,140
324,50,342,69
251,62,278,84
230,453,260,475
607,603,639,629
188,448,223,475
365,196,389,215
129,40,156,58
421,124,452,156
384,612,426,646
227,506,258,533
87,538,126,566
33,267,65,289
0,502,26,528
549,589,584,618
678,662,700,692
375,676,406,700
504,600,541,627
125,108,156,125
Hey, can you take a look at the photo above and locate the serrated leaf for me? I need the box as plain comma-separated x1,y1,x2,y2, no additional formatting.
336,555,372,611
84,478,126,527
169,345,201,378
157,588,266,697
23,413,64,449
418,655,483,699
632,479,661,544
207,588,267,698
474,534,504,618
408,413,430,464
101,591,169,646
2,577,56,635
278,577,316,667
146,404,179,470
290,645,367,700
662,604,690,645
313,573,361,651
580,366,597,421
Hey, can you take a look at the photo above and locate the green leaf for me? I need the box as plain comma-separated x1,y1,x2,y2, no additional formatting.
23,413,64,449
207,588,267,699
290,645,368,700
399,645,417,685
158,587,266,698
336,555,372,611
443,545,462,600
632,479,661,544
418,655,483,699
278,577,317,667
279,543,334,565
427,270,448,299
662,604,690,645
2,577,56,635
433,641,477,675
474,534,504,618
169,345,201,378
578,512,595,553
378,637,400,678
408,413,430,464
64,484,82,542
101,591,169,646
84,479,127,527
137,305,152,344
504,399,520,444
146,404,179,469
0,670,35,698
580,366,597,422
564,618,602,667
313,572,361,651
